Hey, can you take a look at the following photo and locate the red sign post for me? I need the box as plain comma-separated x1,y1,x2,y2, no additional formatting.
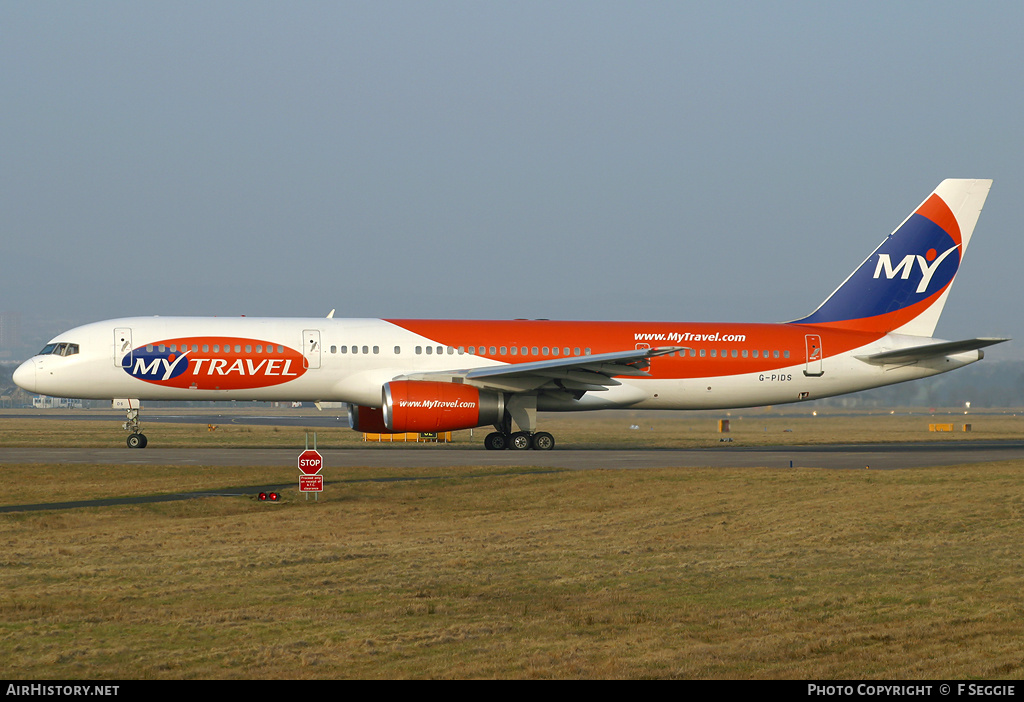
298,436,324,500
298,449,323,475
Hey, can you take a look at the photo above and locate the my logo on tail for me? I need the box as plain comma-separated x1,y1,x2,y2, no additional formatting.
791,179,993,335
872,244,960,294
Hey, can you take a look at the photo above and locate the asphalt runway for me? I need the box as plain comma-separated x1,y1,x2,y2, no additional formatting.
4,441,1024,471
1,412,350,427
6,410,1024,512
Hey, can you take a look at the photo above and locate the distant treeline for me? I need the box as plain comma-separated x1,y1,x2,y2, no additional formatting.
811,360,1024,409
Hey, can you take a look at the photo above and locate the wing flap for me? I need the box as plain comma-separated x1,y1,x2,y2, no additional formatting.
394,346,688,395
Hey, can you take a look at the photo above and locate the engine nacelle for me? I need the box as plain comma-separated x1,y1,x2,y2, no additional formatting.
348,404,389,433
383,381,504,433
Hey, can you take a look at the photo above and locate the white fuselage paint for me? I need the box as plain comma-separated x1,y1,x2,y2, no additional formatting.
15,316,981,412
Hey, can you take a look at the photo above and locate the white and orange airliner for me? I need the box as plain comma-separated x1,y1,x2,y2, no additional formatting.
15,179,1006,449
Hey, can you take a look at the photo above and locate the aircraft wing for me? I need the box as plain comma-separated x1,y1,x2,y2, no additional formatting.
856,337,1009,365
394,346,688,394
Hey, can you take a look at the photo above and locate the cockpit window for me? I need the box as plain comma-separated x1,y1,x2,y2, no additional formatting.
38,342,80,357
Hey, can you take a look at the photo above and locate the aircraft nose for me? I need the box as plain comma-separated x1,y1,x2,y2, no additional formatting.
13,359,36,393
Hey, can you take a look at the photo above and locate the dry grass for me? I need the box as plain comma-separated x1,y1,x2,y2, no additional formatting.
2,454,1024,678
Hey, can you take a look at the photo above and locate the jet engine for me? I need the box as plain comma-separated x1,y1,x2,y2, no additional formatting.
382,380,504,433
348,404,389,433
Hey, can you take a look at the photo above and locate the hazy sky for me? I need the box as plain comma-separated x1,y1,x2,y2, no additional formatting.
3,2,1022,356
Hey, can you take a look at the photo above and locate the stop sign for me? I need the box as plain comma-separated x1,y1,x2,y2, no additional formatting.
298,449,323,475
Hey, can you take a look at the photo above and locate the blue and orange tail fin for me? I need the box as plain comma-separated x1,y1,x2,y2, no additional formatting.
792,179,992,337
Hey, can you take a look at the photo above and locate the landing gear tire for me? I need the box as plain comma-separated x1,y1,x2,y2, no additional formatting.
509,431,532,450
121,405,148,448
484,432,508,451
531,431,555,451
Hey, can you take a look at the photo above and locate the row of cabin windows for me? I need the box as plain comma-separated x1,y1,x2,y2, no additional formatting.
147,343,286,354
123,343,792,360
38,340,792,361
324,345,790,359
331,345,380,355
668,348,791,359
328,345,592,357
422,345,591,357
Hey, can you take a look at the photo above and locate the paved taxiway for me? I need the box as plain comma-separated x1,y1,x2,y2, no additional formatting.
8,411,1023,512
4,441,1024,471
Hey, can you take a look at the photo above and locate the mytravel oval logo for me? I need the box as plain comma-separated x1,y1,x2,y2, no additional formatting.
122,337,307,390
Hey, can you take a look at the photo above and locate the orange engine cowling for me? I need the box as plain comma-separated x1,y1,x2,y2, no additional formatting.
348,404,389,433
383,381,504,433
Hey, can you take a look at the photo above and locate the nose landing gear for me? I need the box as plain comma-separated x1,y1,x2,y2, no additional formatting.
126,431,148,449
118,400,148,448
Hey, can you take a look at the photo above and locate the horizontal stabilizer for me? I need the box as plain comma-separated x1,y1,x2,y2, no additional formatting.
856,337,1009,365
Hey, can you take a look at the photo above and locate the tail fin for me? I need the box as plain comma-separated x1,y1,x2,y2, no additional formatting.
792,179,992,336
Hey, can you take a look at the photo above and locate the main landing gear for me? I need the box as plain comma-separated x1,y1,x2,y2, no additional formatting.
484,430,555,451
483,401,554,450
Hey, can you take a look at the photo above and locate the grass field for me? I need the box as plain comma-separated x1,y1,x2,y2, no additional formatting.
2,411,1023,679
